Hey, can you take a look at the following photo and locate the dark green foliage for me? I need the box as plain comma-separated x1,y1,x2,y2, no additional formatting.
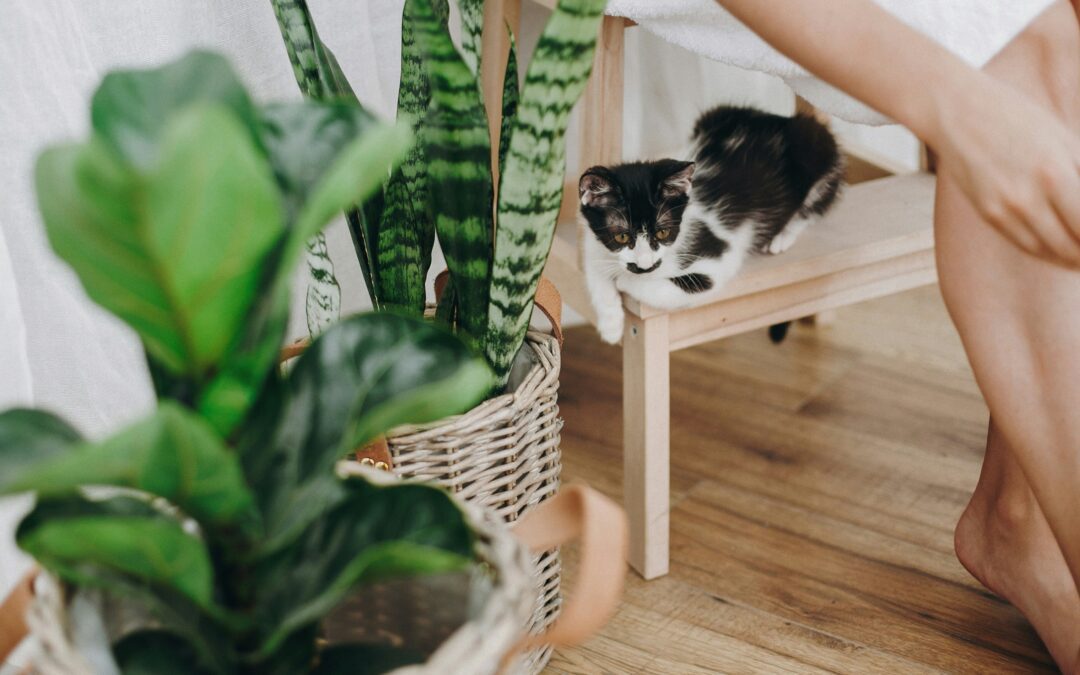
270,0,604,385
407,0,494,347
4,51,494,674
485,0,606,377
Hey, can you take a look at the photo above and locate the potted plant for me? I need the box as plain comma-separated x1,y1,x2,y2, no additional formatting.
0,50,625,674
269,5,604,667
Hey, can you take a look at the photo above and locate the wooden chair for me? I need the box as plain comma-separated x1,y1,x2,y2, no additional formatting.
484,1,938,580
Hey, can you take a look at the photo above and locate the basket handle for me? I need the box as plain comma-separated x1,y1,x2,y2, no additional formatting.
433,271,564,346
0,568,36,665
501,484,628,669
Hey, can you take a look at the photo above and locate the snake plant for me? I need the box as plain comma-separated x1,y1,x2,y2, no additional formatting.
271,0,605,385
1,51,494,673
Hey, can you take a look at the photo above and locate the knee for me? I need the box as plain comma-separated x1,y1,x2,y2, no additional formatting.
1008,1,1080,122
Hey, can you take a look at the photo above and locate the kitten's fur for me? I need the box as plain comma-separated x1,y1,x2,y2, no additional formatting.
579,105,844,343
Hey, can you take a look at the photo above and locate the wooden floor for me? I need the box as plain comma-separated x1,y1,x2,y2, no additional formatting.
546,286,1055,674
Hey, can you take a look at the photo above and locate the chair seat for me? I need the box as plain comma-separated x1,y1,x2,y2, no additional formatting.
546,172,937,349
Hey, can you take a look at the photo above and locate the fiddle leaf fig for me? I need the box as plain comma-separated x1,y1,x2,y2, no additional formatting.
17,498,216,612
0,409,82,483
242,312,491,552
3,403,257,531
36,103,283,379
91,50,264,170
9,49,491,674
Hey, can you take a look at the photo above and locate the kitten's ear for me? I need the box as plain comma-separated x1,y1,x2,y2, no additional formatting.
662,162,695,198
579,168,619,208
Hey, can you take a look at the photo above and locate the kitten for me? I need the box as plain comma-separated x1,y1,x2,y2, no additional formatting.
579,105,844,343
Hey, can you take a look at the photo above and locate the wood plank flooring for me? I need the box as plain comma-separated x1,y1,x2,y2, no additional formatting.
546,286,1055,674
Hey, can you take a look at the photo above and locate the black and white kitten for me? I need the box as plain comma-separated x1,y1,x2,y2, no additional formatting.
579,105,844,343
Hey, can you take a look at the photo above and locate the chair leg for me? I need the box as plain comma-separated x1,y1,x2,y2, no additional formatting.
622,312,670,579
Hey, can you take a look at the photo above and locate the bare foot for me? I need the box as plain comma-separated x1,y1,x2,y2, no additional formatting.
955,489,1080,672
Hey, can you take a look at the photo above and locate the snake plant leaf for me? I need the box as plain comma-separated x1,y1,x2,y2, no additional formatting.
373,0,448,313
407,0,494,345
113,631,210,675
17,499,215,612
3,403,257,532
458,0,483,75
0,409,82,483
499,31,520,174
36,104,283,381
304,235,340,337
269,0,380,311
487,0,606,380
90,51,264,171
253,477,472,657
269,0,357,102
239,312,491,553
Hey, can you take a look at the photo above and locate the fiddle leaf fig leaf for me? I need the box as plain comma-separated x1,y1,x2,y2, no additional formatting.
3,403,257,531
240,312,491,552
0,409,82,483
91,50,264,170
291,118,412,258
258,101,380,226
36,103,284,381
17,502,215,611
253,478,472,657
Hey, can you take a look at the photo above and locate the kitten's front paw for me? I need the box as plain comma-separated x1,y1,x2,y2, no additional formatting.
596,311,625,344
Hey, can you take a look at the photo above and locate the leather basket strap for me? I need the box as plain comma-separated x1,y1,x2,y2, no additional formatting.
0,568,36,665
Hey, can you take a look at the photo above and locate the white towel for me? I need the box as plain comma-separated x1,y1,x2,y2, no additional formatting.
605,0,1056,125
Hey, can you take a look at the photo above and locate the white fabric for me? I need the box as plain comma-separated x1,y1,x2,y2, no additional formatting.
606,0,1056,124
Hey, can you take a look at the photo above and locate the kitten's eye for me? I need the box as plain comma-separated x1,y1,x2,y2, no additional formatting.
613,233,630,245
655,228,671,241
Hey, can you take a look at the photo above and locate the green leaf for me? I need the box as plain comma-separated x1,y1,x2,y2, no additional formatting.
269,0,384,306
292,119,412,261
269,0,358,102
0,409,82,482
36,104,284,380
499,31,520,175
239,312,492,552
304,234,340,337
4,403,257,531
18,496,236,670
372,0,449,313
314,644,426,675
113,631,210,675
17,506,215,611
258,100,384,336
488,0,606,381
91,51,264,170
408,0,494,345
258,101,379,225
253,477,473,657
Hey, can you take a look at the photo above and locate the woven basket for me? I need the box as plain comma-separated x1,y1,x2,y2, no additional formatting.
383,330,563,674
19,477,539,675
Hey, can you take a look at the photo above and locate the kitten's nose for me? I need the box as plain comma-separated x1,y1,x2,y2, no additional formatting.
627,260,661,274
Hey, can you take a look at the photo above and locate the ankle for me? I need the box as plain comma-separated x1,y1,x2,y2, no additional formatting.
988,489,1040,533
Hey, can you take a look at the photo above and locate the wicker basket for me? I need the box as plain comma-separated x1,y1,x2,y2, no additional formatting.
384,330,563,674
19,481,539,675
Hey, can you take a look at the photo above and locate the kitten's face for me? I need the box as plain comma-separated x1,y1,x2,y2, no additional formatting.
579,160,695,275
